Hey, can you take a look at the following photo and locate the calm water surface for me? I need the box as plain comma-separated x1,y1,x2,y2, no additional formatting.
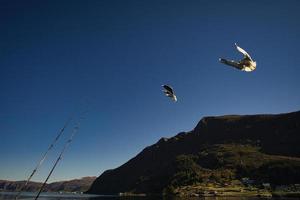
0,192,298,200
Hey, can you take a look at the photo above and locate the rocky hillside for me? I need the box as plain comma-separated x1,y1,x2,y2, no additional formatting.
0,176,96,192
87,111,300,195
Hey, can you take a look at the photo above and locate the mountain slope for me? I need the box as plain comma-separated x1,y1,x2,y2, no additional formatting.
0,177,96,192
87,111,300,195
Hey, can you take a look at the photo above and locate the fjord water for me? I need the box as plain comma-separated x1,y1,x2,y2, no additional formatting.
0,192,293,200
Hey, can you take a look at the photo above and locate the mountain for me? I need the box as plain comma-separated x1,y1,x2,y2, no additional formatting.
0,180,41,192
0,177,96,192
87,111,300,195
46,176,97,192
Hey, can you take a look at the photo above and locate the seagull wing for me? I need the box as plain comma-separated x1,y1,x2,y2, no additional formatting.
235,43,252,60
219,58,243,70
162,85,174,94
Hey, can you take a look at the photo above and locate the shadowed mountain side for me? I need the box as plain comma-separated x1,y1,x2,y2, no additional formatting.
87,111,300,195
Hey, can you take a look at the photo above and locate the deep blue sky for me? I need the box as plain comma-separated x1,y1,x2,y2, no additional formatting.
1,0,300,182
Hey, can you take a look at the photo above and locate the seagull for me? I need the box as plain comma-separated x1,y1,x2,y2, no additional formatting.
162,85,177,102
219,43,256,72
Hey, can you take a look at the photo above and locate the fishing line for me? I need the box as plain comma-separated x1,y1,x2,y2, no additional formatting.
15,117,72,200
34,112,87,200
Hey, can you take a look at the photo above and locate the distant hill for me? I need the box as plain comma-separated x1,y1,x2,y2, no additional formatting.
0,176,96,192
87,111,300,195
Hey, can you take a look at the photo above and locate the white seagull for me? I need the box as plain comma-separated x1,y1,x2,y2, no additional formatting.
219,43,256,72
162,85,177,102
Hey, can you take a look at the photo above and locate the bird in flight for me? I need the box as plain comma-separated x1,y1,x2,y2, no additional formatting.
162,85,177,102
219,43,256,72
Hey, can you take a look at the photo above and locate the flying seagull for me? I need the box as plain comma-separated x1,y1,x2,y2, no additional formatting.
219,43,256,72
162,85,177,102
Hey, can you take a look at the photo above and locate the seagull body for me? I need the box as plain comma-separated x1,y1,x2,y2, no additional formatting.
162,85,177,102
219,43,256,72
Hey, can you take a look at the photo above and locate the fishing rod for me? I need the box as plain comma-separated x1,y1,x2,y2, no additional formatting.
34,112,86,200
15,117,72,200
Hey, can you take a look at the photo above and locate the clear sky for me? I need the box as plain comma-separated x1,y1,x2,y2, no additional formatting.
1,0,300,182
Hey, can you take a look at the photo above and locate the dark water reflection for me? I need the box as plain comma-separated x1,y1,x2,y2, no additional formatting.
0,192,298,200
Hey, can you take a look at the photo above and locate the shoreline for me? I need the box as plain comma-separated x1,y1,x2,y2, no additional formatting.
114,187,300,198
2,189,300,198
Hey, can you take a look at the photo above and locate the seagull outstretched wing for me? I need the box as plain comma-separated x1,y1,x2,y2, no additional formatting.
163,85,173,94
219,58,243,70
235,43,252,60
